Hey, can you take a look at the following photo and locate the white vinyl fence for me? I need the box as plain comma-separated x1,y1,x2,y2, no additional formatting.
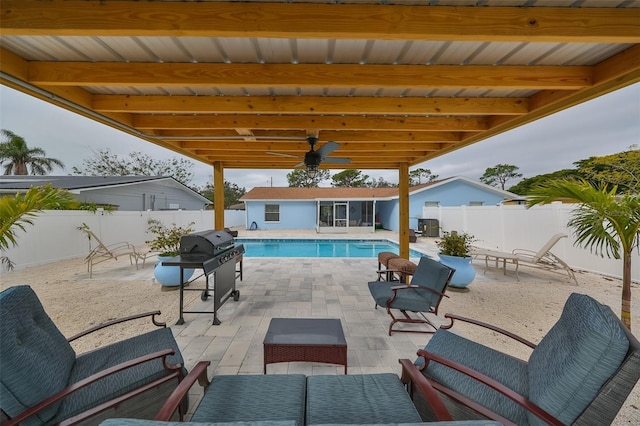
3,205,639,282
3,209,245,269
424,202,640,282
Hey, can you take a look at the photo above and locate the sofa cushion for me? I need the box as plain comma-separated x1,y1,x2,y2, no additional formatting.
55,327,184,422
0,285,76,425
305,373,422,425
101,421,297,426
527,293,629,425
316,423,503,426
101,421,502,426
418,329,529,425
190,374,306,425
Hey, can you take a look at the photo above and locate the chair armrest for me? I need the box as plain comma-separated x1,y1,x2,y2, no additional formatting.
5,349,181,426
67,311,166,342
399,359,452,421
88,242,135,256
392,284,450,299
107,241,136,250
441,314,536,349
154,361,211,421
417,349,562,426
511,248,536,257
535,252,564,266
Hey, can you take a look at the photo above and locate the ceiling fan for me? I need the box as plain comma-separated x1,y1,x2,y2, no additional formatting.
266,136,351,178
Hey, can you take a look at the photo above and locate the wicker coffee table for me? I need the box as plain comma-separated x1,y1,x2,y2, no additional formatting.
263,318,347,374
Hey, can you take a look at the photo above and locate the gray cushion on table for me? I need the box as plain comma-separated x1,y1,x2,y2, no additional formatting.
0,285,76,425
527,293,629,425
57,327,184,422
305,373,422,425
418,329,529,425
190,374,306,425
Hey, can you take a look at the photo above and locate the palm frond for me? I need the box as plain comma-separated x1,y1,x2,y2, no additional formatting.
0,185,77,252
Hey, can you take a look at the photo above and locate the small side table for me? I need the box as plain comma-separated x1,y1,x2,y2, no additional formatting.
472,249,520,281
263,318,347,374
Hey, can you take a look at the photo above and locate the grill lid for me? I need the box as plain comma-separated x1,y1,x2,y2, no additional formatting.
179,229,235,256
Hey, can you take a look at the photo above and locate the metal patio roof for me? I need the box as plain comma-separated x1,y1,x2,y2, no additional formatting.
1,0,639,174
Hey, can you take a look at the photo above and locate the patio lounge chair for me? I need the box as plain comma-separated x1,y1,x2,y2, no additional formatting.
0,285,188,426
412,293,640,425
368,256,455,335
471,233,577,284
79,226,139,277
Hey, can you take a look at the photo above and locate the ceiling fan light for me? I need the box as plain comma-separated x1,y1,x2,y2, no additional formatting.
306,164,319,179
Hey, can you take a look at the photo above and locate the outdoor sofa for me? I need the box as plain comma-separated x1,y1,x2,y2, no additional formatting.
98,357,502,426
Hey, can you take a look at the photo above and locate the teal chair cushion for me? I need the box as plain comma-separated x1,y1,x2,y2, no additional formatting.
368,281,438,312
99,420,503,426
190,374,306,425
418,329,529,425
0,285,76,425
55,327,184,422
305,373,422,425
527,293,629,425
101,421,297,426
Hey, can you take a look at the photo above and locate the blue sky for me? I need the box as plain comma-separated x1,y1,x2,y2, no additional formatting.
1,83,638,190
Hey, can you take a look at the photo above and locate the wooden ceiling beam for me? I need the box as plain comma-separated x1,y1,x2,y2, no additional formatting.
134,115,488,132
215,160,406,169
3,2,638,43
97,95,528,116
30,62,591,90
151,130,460,142
192,151,425,160
178,141,444,151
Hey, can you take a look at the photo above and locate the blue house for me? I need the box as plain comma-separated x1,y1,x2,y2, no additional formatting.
241,177,517,233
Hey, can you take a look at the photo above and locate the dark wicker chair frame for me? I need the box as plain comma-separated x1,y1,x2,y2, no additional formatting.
413,313,640,426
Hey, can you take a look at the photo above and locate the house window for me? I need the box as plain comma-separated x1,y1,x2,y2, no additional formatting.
424,201,439,207
469,201,484,206
265,204,280,222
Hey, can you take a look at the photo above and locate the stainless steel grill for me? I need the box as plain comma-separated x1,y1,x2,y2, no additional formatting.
164,229,245,325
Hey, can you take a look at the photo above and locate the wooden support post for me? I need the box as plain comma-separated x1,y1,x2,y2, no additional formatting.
213,162,224,230
398,163,410,259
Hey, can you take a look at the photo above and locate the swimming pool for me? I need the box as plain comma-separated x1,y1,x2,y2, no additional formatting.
236,239,424,258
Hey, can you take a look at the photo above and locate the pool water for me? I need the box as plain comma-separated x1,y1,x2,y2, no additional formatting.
236,239,423,258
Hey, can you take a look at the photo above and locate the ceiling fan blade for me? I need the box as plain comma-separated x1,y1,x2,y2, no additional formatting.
323,157,352,164
266,151,302,159
294,161,305,167
316,141,340,157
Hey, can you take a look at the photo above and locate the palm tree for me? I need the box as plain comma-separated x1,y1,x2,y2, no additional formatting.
0,185,78,270
527,178,640,330
0,129,65,175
